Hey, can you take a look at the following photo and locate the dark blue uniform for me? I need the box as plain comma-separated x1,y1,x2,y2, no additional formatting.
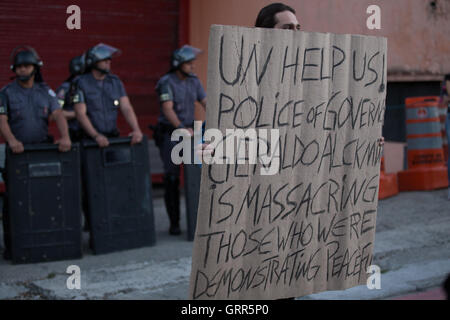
154,72,206,235
0,80,61,258
73,72,127,137
72,72,127,234
155,72,206,176
0,80,60,143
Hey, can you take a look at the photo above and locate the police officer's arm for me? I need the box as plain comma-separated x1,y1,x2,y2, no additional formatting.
0,93,24,153
161,100,193,136
118,96,143,144
50,108,75,122
49,97,72,152
62,110,76,120
0,116,24,154
200,98,207,110
74,102,109,147
157,79,192,135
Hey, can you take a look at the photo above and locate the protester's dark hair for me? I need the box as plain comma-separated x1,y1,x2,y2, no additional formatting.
445,74,450,81
255,2,296,28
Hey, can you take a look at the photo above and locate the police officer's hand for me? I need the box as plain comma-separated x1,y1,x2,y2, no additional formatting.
129,130,143,145
56,136,72,152
9,139,24,154
95,134,109,148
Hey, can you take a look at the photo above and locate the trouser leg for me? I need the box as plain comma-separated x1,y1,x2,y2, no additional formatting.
158,131,182,234
163,174,181,234
1,157,11,259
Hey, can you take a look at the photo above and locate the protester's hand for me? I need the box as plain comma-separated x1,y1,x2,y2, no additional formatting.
56,136,72,152
378,136,385,147
95,134,109,148
129,130,143,145
196,143,215,160
9,139,24,154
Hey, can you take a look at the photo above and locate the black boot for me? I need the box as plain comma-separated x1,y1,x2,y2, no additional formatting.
164,175,181,235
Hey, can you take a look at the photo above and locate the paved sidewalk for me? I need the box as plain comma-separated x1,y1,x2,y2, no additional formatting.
0,188,449,300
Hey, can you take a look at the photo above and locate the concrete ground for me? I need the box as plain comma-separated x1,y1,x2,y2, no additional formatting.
0,186,449,300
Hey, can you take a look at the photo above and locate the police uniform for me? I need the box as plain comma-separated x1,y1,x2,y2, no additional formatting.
156,72,206,175
0,80,61,257
0,80,60,143
72,71,127,235
155,71,206,234
73,72,127,138
56,80,81,140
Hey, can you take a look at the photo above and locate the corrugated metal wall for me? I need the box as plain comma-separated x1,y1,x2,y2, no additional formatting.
0,0,180,118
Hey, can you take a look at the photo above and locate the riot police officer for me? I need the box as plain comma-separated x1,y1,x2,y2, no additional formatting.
73,43,143,146
0,46,71,259
56,55,85,141
154,45,207,235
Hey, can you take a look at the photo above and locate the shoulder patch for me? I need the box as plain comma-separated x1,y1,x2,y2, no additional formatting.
160,93,170,101
72,93,81,104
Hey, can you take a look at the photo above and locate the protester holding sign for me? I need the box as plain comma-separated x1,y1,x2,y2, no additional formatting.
189,22,387,299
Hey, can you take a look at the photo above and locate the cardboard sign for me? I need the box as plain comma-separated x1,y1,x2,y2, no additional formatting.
189,25,387,300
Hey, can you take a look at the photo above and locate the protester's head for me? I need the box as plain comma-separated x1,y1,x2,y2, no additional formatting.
255,2,300,30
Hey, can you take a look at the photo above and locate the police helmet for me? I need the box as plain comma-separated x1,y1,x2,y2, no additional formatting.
10,45,43,71
171,45,202,69
85,43,121,68
69,55,85,76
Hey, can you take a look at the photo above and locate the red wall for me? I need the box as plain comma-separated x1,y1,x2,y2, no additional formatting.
0,0,181,135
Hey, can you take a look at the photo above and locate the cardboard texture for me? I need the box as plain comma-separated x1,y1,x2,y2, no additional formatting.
189,25,387,300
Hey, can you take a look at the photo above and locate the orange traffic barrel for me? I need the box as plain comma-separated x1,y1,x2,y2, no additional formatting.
438,96,448,163
379,156,399,199
398,96,448,191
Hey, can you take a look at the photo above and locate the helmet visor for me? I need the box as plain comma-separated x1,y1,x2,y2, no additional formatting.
91,43,121,61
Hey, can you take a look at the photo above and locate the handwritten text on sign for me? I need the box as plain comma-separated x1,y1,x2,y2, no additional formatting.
189,25,387,300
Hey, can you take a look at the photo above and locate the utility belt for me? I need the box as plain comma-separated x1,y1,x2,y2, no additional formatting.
150,122,193,148
153,122,177,134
